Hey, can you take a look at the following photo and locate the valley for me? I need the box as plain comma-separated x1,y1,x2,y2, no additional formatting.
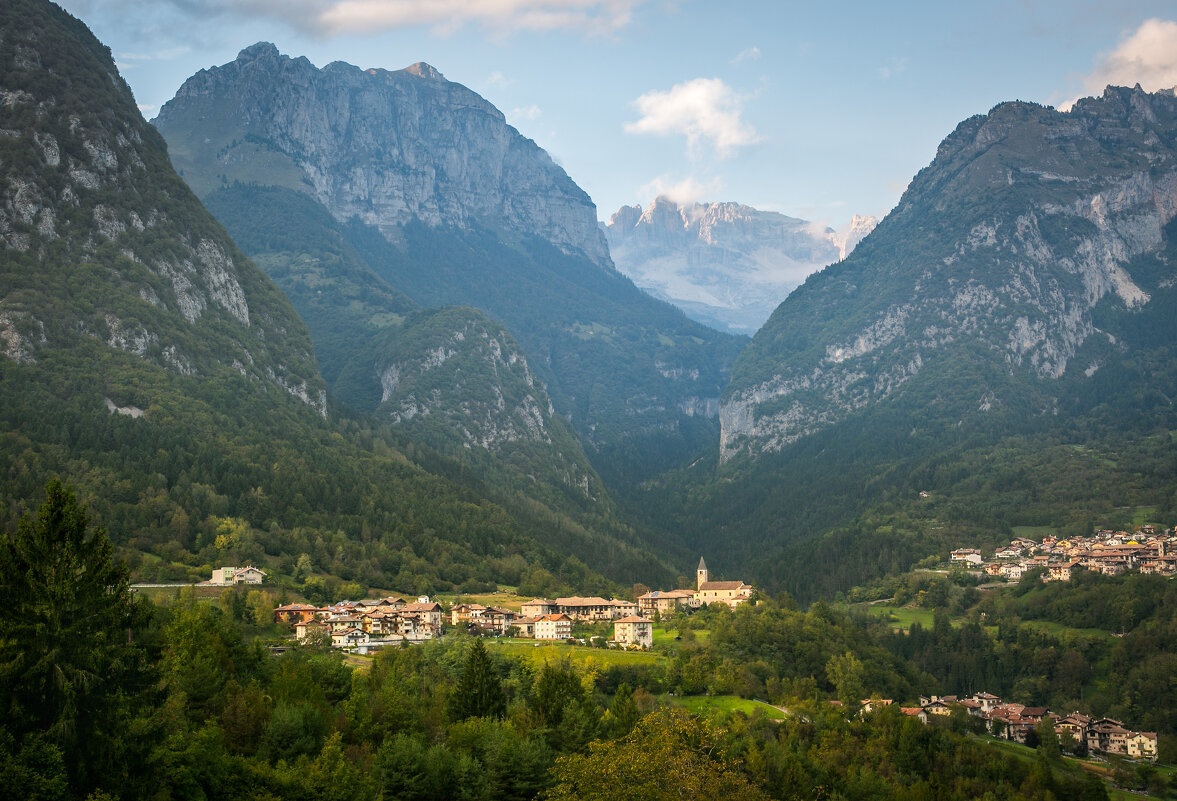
4,0,1177,798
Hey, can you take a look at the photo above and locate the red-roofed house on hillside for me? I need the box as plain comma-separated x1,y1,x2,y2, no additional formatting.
534,613,572,640
274,603,318,626
400,601,443,628
638,589,697,616
522,599,556,617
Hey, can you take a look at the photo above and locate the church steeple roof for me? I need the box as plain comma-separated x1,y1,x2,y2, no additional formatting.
697,556,707,571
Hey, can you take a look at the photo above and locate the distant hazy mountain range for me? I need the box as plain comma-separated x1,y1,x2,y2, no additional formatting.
605,198,876,335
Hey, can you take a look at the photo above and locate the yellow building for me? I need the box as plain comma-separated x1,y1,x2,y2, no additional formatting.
693,557,753,609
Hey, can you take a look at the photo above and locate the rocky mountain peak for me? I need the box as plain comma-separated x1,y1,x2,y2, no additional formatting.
0,5,324,414
403,61,444,80
154,44,610,266
235,41,280,63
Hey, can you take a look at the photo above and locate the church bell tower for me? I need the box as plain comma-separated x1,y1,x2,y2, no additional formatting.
697,556,709,590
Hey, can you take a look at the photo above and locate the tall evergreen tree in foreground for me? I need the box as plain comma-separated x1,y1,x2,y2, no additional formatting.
449,637,506,721
0,478,150,792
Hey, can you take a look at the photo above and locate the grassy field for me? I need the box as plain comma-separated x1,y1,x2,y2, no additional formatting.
651,626,711,648
666,694,786,720
487,639,663,668
1016,618,1114,640
1131,506,1159,527
1011,525,1058,539
854,604,940,632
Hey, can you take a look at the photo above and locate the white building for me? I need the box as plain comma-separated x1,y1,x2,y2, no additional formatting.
613,615,653,648
534,613,572,640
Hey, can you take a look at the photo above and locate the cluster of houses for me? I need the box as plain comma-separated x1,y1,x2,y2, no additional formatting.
272,556,753,654
274,595,444,654
949,526,1177,582
886,692,1158,761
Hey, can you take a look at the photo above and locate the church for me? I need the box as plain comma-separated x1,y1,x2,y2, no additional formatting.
693,557,754,609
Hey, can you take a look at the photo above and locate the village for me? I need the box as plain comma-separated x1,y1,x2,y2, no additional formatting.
879,691,1160,762
949,525,1177,582
269,556,754,655
206,552,1169,767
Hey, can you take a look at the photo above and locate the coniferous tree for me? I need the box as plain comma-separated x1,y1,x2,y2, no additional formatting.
449,638,505,721
0,478,150,791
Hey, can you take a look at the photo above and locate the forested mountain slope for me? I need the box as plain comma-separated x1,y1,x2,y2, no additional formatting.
0,0,667,592
634,88,1177,595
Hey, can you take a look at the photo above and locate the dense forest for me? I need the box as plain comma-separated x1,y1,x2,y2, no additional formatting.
7,479,1174,800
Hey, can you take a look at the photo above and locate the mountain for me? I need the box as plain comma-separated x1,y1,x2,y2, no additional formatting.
633,86,1177,596
723,86,1177,463
604,198,876,335
0,0,665,592
153,45,745,486
0,19,323,413
199,182,613,525
158,44,608,267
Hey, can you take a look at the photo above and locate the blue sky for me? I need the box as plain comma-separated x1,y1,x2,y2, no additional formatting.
59,0,1177,230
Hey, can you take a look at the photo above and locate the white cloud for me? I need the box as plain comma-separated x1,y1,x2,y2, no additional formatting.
877,56,908,80
511,104,542,121
731,46,760,64
485,71,513,88
638,174,724,206
1063,18,1177,109
624,78,758,158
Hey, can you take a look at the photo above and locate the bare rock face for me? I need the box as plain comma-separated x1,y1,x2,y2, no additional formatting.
0,21,324,414
376,308,554,447
154,43,610,267
605,197,875,335
371,306,602,499
721,86,1177,463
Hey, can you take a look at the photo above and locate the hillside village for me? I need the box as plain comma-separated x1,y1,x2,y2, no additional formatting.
889,691,1158,762
949,526,1177,582
273,556,754,654
266,554,1166,765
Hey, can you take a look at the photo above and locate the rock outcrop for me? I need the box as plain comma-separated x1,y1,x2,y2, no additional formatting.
721,86,1177,462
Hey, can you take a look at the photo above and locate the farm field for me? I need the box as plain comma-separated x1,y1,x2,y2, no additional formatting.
488,639,663,667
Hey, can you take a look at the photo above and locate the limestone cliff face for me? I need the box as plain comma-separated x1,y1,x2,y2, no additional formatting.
371,306,602,499
154,43,609,266
0,17,324,412
721,86,1177,462
605,197,874,335
376,308,554,447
